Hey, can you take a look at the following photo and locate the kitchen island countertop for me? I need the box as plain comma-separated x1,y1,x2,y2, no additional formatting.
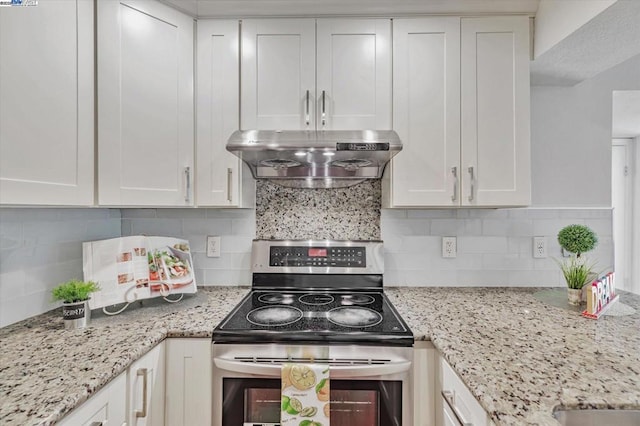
1,286,638,425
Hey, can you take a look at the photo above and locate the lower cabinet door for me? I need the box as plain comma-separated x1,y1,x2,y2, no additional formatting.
165,338,212,426
128,342,165,426
58,373,127,426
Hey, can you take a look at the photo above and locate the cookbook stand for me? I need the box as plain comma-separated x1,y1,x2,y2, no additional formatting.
101,284,184,316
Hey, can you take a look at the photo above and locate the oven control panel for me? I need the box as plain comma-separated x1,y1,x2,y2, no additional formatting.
270,246,366,267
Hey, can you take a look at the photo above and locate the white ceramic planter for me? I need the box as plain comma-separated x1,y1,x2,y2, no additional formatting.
567,288,582,306
62,300,91,329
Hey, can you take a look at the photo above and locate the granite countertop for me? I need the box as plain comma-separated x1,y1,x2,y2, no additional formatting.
1,287,639,425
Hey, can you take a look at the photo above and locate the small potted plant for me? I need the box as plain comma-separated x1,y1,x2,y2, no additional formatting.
52,279,100,329
556,224,598,305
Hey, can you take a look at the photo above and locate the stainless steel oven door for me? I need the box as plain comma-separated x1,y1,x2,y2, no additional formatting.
212,344,413,426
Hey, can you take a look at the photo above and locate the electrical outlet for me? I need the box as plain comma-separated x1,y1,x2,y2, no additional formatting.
533,236,547,258
207,236,221,258
442,237,457,258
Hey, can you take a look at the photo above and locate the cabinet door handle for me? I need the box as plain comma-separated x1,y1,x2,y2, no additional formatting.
89,422,104,426
305,90,310,126
135,368,148,418
451,166,458,202
321,90,326,127
441,390,472,426
467,166,475,202
227,168,233,203
184,166,191,203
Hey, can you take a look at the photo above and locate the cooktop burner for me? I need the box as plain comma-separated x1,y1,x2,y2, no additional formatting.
246,305,303,326
340,294,375,305
257,293,294,304
327,306,383,327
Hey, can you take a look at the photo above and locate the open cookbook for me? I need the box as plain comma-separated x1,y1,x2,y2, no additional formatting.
82,236,197,310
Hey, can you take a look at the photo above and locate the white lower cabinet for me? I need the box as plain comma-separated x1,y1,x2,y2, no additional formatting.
165,338,212,426
435,352,493,426
128,342,165,426
58,372,127,426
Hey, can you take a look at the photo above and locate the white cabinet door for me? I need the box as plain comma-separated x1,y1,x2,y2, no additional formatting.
128,342,165,426
58,372,127,426
165,338,212,426
461,16,531,207
98,0,194,206
197,20,254,207
316,19,392,130
241,19,316,130
0,0,94,206
435,352,492,426
388,18,460,207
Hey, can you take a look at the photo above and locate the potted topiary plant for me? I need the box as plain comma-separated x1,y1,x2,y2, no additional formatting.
556,224,598,305
52,279,100,329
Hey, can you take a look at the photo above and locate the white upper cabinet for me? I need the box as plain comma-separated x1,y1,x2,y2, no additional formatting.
316,19,392,130
461,16,531,206
0,0,94,206
241,19,316,130
241,18,391,131
97,0,194,206
197,20,254,207
386,16,530,208
387,17,461,207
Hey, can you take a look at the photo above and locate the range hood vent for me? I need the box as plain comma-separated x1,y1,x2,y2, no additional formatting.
226,130,402,188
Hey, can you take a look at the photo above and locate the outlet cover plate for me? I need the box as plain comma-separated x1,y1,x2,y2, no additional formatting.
207,236,221,258
442,237,457,258
533,236,547,258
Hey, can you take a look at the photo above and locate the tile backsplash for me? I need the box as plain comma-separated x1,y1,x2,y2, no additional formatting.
0,195,614,326
0,208,121,327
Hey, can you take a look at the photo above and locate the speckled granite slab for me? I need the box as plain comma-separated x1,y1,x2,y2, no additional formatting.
386,287,640,426
1,286,639,426
255,179,381,240
0,287,248,426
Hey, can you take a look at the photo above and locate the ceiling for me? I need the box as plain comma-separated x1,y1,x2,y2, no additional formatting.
530,0,640,86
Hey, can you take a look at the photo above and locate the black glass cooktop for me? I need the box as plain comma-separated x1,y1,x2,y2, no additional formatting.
213,290,414,347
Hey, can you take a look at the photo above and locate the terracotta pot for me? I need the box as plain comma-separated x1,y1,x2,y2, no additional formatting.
567,288,582,306
62,300,91,329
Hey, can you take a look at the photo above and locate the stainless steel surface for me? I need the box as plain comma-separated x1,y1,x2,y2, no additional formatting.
135,368,148,418
451,166,458,201
213,343,413,426
468,166,475,202
553,409,640,426
225,129,402,184
442,390,473,426
321,90,326,127
305,89,310,126
250,239,384,275
184,166,191,203
226,168,232,202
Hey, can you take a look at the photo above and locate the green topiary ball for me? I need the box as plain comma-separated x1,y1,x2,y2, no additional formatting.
557,224,598,256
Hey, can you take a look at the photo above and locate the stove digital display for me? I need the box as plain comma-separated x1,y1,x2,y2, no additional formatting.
269,246,366,267
308,248,327,257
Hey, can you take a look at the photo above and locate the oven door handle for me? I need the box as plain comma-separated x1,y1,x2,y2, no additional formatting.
214,358,412,378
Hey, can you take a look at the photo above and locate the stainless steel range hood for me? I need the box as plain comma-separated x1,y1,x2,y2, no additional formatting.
226,130,402,188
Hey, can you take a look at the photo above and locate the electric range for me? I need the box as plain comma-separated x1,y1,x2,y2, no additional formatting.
212,239,414,347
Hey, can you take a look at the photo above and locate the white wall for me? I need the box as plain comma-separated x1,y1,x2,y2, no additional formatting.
534,0,616,58
381,208,613,287
531,54,640,207
0,208,121,327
